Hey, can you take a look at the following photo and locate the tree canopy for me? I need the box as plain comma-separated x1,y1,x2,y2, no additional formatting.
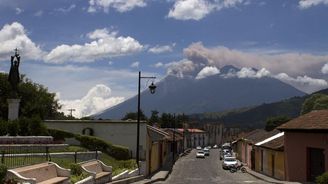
265,115,291,131
301,93,328,115
0,73,65,120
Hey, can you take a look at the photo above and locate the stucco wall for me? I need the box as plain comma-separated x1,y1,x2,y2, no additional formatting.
254,147,285,180
44,120,147,159
285,132,328,182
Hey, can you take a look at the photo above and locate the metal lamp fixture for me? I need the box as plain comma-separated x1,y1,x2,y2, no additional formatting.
148,82,156,94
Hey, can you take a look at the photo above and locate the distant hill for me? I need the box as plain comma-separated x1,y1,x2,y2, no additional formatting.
94,66,305,119
190,88,328,128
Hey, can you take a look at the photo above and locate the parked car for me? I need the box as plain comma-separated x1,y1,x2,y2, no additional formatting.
196,146,202,150
196,150,205,158
203,147,210,156
220,149,232,160
222,156,238,170
213,145,218,149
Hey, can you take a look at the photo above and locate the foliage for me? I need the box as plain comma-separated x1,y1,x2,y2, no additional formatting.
122,111,147,121
301,94,328,115
70,173,89,184
265,116,291,131
75,134,130,160
148,110,159,125
3,178,18,184
7,120,19,136
0,73,67,120
27,116,48,135
160,113,187,128
48,128,75,141
0,120,8,136
0,164,7,183
316,172,328,184
70,163,83,176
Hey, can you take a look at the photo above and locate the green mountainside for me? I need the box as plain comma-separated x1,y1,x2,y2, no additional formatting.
189,88,328,129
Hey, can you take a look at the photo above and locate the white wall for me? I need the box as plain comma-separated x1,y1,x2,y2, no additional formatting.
44,120,147,160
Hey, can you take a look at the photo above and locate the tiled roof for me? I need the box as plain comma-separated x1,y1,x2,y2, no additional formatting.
278,110,328,131
260,135,284,151
176,128,205,133
243,129,280,144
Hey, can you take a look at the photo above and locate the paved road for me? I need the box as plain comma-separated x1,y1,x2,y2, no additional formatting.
155,149,269,184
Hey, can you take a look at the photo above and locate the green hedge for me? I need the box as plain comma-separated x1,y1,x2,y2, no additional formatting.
75,134,130,160
48,128,75,141
316,172,328,184
0,164,7,183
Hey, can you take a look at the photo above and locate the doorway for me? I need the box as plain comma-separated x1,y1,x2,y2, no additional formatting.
307,147,325,182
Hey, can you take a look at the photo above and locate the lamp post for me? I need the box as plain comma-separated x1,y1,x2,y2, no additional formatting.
136,71,156,171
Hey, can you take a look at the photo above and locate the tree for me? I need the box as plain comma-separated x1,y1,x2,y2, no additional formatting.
265,115,291,131
301,93,328,115
122,110,147,120
0,73,66,120
148,110,159,126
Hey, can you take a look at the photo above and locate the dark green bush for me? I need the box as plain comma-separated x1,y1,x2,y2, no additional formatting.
48,128,75,141
316,172,328,184
70,163,83,176
7,120,19,136
28,116,48,136
76,134,129,160
0,164,7,183
18,117,30,136
0,120,8,136
107,144,130,160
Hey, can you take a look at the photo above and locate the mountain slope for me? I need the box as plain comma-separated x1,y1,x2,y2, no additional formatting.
94,70,305,119
190,88,328,128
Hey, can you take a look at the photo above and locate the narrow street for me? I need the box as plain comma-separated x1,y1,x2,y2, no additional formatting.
155,149,269,184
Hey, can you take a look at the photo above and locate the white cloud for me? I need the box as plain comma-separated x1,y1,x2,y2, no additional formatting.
321,63,328,74
45,28,143,63
88,0,147,13
59,84,125,118
195,66,220,79
34,10,43,17
55,4,76,13
0,22,45,61
168,0,244,20
154,62,164,68
148,44,175,54
274,73,328,93
15,8,23,15
130,61,139,68
299,0,328,9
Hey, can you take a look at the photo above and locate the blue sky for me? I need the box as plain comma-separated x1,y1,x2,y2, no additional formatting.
0,0,328,117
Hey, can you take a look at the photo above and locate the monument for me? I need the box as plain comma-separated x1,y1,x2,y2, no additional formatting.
7,49,21,120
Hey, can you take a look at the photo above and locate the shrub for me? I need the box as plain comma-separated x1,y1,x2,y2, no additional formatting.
18,117,30,136
0,120,8,136
7,120,19,136
76,134,130,160
107,144,130,160
70,163,82,176
0,164,7,183
316,172,328,184
48,129,75,141
28,116,48,136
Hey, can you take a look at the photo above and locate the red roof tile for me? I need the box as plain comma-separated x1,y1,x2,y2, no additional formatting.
278,110,328,131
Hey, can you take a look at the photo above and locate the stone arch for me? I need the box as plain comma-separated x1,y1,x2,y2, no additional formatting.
82,127,94,136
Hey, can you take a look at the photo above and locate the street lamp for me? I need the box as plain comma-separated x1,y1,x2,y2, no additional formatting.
136,71,156,171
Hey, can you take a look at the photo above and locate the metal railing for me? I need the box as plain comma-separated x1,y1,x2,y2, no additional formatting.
0,145,100,169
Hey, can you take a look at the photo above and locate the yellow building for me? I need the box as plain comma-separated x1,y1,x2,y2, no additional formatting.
254,132,285,180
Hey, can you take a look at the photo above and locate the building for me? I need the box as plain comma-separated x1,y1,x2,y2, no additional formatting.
203,123,224,146
177,128,208,148
254,132,285,180
278,110,328,182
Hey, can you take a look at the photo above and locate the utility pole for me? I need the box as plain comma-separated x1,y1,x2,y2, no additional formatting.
68,108,75,117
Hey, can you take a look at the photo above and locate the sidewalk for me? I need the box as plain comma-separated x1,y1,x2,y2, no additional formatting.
132,149,192,184
245,167,300,184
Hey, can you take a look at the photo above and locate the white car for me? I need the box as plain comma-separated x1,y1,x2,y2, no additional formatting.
213,145,218,149
196,146,202,150
203,148,210,156
196,150,205,158
222,156,238,169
